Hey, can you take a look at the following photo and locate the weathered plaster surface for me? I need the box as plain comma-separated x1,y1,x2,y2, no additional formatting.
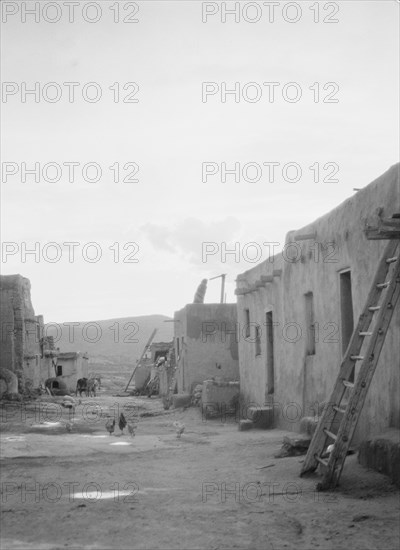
237,163,400,440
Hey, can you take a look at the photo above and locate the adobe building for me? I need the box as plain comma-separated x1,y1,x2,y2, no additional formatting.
55,351,89,393
133,340,174,394
0,274,53,393
173,303,239,394
235,163,400,442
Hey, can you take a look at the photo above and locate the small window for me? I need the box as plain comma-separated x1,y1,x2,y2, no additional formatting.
255,324,261,356
56,365,63,376
244,309,250,339
305,292,316,356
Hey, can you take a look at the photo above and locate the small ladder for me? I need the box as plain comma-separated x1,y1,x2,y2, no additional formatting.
300,239,400,490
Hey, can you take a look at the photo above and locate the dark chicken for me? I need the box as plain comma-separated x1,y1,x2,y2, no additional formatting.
119,413,127,434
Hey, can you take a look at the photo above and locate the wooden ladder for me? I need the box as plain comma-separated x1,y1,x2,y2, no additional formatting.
300,239,400,490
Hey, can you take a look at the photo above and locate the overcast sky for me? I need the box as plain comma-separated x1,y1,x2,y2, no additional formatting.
1,0,399,322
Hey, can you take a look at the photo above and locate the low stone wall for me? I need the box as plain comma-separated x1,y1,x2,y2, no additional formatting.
201,380,240,419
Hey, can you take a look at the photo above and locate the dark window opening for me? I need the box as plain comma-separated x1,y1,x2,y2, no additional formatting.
244,309,250,338
305,292,316,355
340,270,355,382
56,365,63,376
255,324,261,356
266,311,274,394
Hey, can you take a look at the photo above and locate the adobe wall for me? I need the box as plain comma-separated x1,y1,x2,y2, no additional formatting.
174,303,239,393
56,354,89,392
0,274,42,390
237,163,400,440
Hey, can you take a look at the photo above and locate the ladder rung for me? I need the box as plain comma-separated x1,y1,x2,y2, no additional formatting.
376,282,390,289
350,355,364,361
324,429,337,441
342,380,354,389
315,455,328,467
386,256,398,264
368,306,380,311
359,332,372,336
333,405,346,414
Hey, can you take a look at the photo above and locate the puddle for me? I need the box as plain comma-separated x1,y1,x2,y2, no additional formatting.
4,436,26,442
72,490,134,500
110,441,131,446
81,434,109,439
28,422,62,429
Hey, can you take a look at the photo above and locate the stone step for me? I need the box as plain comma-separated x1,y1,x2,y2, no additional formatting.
246,406,274,429
358,429,400,487
239,419,254,431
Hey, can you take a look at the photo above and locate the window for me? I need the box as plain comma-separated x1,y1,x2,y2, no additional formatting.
305,292,315,355
244,309,250,338
56,365,63,376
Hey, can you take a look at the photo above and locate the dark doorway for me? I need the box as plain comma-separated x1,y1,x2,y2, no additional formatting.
340,270,355,381
305,292,315,355
265,311,274,395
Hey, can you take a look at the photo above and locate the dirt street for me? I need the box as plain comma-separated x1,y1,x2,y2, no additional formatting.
1,394,399,550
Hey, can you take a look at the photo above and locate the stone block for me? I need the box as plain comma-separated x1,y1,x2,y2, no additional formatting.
172,393,192,409
246,406,274,429
283,435,311,449
358,429,400,487
201,379,240,419
239,419,253,431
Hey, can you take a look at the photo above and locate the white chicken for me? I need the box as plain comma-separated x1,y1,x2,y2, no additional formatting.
173,421,185,439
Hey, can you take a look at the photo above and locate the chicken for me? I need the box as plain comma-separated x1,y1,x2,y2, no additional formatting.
65,422,73,433
105,418,116,436
127,422,137,438
119,413,127,434
61,399,76,420
173,421,185,439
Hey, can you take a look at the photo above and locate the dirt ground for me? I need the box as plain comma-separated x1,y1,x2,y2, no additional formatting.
1,392,399,550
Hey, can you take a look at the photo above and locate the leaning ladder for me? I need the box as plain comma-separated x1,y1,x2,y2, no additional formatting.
300,238,400,490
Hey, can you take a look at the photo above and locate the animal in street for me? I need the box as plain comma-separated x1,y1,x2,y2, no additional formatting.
75,378,88,397
173,421,185,439
119,413,127,434
105,418,116,435
127,422,137,438
87,378,99,397
65,422,73,433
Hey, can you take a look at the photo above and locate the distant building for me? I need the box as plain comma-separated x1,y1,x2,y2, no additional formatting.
56,352,89,392
235,163,400,441
133,340,174,393
174,303,239,393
